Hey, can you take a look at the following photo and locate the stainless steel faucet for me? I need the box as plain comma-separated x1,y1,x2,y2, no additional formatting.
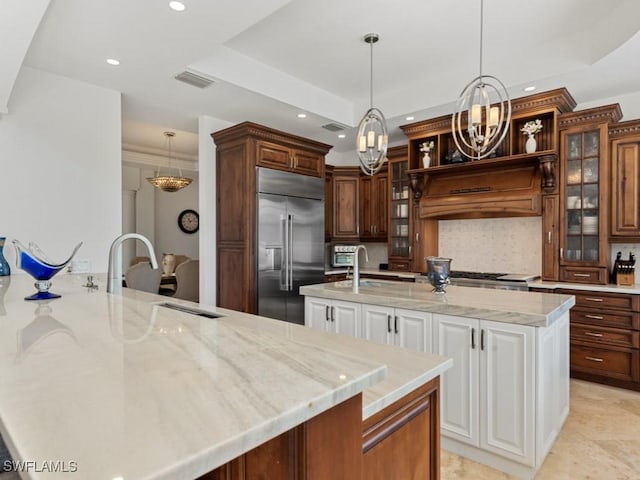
352,245,368,293
107,233,158,294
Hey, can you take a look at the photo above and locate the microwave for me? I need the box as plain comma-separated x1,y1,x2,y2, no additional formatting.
331,244,358,267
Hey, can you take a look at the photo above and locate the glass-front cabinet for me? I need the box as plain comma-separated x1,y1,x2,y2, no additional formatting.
387,146,412,271
559,125,608,284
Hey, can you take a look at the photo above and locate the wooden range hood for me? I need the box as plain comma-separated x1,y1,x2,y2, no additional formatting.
401,88,577,220
408,154,557,220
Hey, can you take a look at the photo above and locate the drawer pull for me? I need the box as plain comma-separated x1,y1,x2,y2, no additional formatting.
585,297,604,302
585,314,604,320
573,273,591,278
585,356,604,362
584,331,603,337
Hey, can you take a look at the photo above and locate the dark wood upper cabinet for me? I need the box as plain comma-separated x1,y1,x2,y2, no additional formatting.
557,105,622,284
332,167,360,241
359,167,388,241
609,119,640,241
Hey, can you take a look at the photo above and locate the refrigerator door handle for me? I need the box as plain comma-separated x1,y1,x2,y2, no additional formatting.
288,214,294,291
280,214,288,291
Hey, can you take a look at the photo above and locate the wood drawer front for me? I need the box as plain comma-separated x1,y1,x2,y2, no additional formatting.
388,261,411,272
292,150,324,177
571,343,639,382
561,290,640,312
571,323,639,348
570,308,639,330
257,141,292,170
560,267,607,284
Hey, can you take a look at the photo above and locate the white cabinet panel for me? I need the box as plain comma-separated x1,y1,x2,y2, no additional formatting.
480,320,535,466
435,314,478,446
333,300,361,337
396,308,432,353
305,297,331,332
362,304,394,345
304,297,360,337
363,305,432,353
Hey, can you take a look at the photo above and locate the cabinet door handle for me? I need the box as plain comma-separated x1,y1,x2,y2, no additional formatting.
548,231,552,244
481,329,485,351
325,305,330,321
585,314,604,320
573,273,591,278
560,247,563,260
585,356,604,363
584,331,604,337
471,328,476,349
331,306,335,322
387,315,392,333
585,297,604,302
394,316,398,334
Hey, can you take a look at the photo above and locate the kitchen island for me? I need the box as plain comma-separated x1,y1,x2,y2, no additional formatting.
0,275,451,479
301,280,575,480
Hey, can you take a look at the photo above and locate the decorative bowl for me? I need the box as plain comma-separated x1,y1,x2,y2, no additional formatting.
13,240,82,301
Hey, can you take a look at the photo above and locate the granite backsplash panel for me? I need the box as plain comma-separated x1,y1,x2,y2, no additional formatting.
438,217,542,275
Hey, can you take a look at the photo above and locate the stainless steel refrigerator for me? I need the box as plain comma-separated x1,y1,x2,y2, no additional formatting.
257,167,324,324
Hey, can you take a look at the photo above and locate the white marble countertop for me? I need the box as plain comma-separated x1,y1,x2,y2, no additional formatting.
0,275,450,479
301,280,575,327
529,279,640,294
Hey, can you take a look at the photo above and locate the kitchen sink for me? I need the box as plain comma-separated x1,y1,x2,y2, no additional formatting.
333,280,385,288
155,302,225,318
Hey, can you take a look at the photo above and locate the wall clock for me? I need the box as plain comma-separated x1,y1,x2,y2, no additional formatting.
178,209,199,234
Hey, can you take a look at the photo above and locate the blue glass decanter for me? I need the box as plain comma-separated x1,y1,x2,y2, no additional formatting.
13,240,83,301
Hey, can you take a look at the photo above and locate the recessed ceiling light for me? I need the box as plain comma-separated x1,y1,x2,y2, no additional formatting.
106,58,120,66
405,116,415,121
338,134,346,139
169,1,186,11
523,86,536,92
297,113,307,119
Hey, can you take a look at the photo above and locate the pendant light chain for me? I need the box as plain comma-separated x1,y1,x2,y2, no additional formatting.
369,38,374,109
479,0,483,80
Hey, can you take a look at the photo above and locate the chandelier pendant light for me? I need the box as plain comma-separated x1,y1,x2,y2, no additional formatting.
357,33,388,176
147,131,193,192
451,0,511,161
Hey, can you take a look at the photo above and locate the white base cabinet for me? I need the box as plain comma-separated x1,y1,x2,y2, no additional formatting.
362,304,432,353
304,295,569,480
435,312,569,480
304,297,361,337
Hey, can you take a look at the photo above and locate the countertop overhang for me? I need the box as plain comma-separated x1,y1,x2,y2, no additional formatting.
301,280,575,327
0,275,450,479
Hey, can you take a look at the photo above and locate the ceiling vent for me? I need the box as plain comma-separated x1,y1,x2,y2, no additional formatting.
322,122,347,132
174,70,215,89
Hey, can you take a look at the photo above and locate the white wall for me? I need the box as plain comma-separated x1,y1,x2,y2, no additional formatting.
153,177,199,260
198,115,232,307
121,165,199,263
0,66,121,273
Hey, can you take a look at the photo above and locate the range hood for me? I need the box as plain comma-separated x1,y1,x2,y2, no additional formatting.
409,154,556,220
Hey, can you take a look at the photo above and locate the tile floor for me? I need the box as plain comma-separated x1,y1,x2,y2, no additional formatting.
441,379,640,479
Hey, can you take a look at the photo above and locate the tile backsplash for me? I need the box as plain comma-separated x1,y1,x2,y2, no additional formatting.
438,217,542,274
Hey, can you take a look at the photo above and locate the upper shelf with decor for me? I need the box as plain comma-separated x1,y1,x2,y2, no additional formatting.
400,88,577,171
